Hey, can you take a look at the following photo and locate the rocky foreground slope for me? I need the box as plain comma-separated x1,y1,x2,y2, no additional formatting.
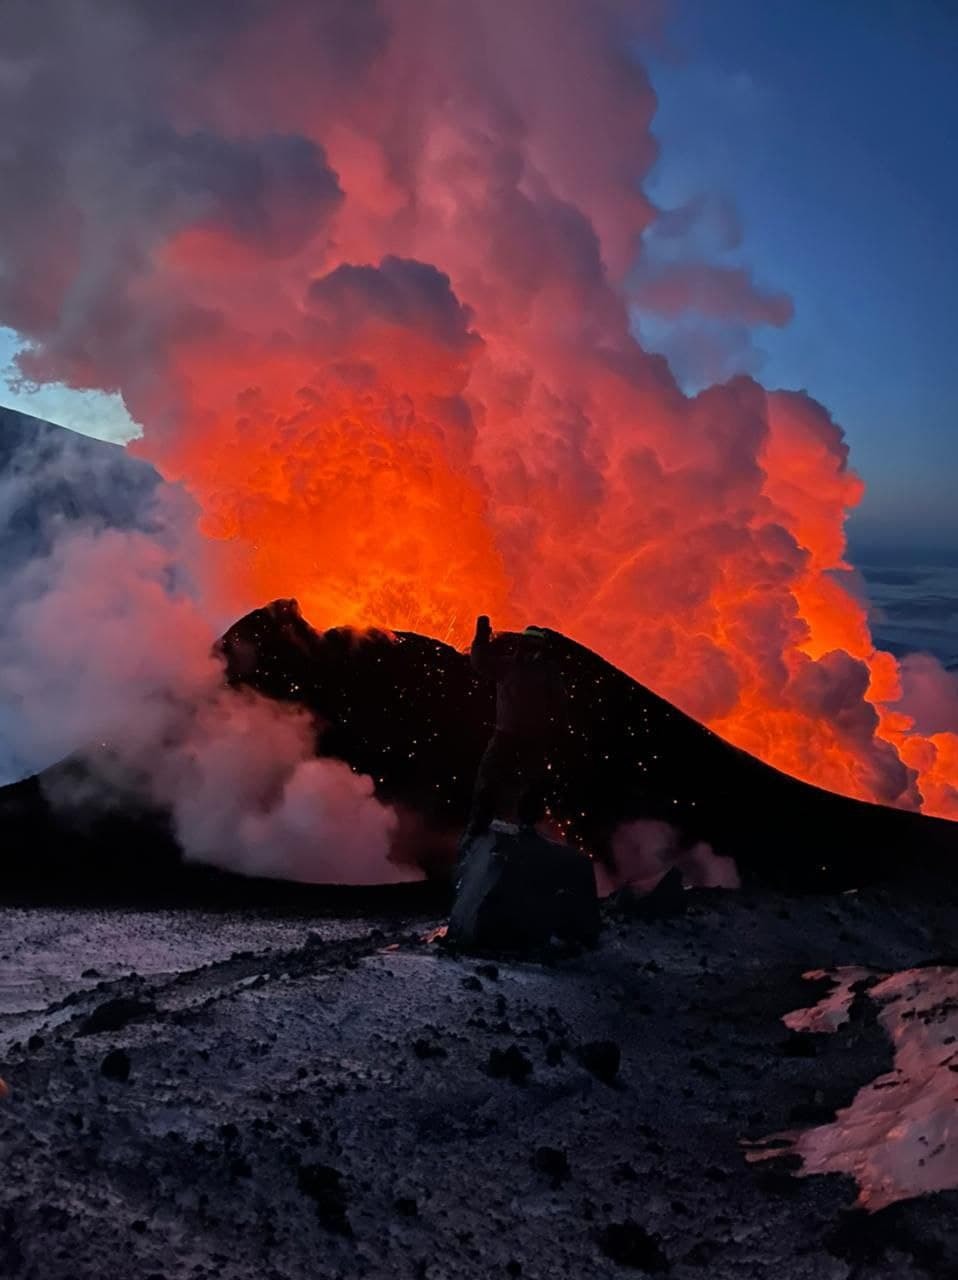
3,880,958,1279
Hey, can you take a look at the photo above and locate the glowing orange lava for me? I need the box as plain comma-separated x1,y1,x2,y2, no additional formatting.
4,2,954,831
133,257,958,823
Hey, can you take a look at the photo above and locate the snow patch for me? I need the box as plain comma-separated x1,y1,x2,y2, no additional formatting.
747,965,958,1210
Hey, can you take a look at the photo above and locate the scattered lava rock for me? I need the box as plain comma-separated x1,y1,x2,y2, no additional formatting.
79,997,156,1037
412,1037,447,1060
296,1162,352,1237
532,1146,570,1187
598,1220,670,1272
100,1049,131,1082
487,1045,533,1085
461,976,483,992
683,1239,718,1268
611,867,687,921
578,1040,621,1084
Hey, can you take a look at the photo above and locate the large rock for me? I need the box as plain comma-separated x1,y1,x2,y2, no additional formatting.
448,822,600,951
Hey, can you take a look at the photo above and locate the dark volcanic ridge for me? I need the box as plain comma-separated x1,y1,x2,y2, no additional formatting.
1,597,955,905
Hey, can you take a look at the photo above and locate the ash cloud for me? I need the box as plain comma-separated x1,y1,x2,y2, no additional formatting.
0,0,955,828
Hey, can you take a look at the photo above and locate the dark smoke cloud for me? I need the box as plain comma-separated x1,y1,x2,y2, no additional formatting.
307,257,481,357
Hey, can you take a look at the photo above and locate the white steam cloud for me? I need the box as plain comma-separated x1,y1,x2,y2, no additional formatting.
0,447,403,884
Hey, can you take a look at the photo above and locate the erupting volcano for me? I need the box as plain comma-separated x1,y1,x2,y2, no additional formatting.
1,0,957,839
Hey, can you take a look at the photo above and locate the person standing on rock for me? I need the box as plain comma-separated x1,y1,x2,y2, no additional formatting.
463,614,567,844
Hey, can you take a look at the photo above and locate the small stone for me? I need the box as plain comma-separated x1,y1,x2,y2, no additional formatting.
412,1038,447,1060
297,1162,351,1236
80,997,155,1037
598,1221,670,1272
683,1240,717,1268
486,1045,533,1085
578,1040,620,1084
610,867,686,921
100,1049,131,1082
532,1146,570,1187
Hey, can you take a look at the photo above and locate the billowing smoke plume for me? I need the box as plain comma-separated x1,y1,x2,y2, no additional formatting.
1,0,957,822
602,820,741,896
0,474,400,883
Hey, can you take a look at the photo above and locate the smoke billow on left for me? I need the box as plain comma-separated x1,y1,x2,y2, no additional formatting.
1,0,957,856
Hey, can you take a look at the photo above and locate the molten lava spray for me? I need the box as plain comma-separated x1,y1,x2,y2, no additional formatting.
1,0,957,819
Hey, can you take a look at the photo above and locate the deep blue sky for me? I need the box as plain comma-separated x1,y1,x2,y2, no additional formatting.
2,1,955,548
643,0,958,548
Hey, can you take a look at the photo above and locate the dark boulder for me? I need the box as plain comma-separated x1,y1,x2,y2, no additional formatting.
598,1220,670,1272
486,1044,534,1085
608,866,687,920
100,1049,131,1082
448,824,600,951
79,997,156,1037
577,1040,621,1085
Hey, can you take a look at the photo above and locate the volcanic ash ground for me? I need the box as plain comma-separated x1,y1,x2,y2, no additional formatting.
4,882,958,1279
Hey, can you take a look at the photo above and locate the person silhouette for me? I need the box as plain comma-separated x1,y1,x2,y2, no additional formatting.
464,615,566,843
